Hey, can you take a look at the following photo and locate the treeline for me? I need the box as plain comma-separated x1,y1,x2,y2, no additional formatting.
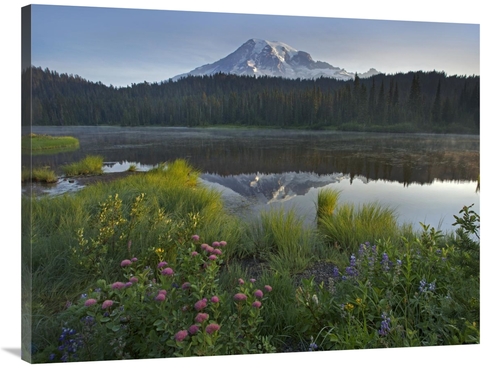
27,66,479,134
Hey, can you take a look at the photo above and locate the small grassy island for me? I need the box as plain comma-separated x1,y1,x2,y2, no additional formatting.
22,133,80,154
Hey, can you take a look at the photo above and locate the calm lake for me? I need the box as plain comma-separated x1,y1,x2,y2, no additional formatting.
24,126,480,233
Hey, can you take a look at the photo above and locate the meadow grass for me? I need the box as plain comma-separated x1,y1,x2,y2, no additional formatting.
318,200,399,254
238,207,325,275
21,167,58,183
61,155,104,176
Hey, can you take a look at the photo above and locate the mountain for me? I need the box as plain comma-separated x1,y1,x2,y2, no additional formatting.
173,38,380,81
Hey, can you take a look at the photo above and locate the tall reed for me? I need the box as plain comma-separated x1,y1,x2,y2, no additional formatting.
318,200,399,254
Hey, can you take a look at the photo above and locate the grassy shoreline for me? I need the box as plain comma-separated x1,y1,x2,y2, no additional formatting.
22,159,480,362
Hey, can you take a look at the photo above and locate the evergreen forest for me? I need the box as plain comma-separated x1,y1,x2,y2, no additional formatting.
26,66,479,134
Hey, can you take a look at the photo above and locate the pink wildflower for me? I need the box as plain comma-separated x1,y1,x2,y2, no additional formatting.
188,325,200,335
157,261,168,269
212,241,220,247
264,285,273,292
158,289,167,296
250,278,256,283
192,235,200,242
191,251,199,257
208,255,217,261
210,296,220,303
155,293,166,302
219,241,227,247
238,278,245,285
234,293,247,302
111,282,126,290
195,312,209,323
205,323,220,335
174,330,188,342
129,276,139,284
121,259,132,267
194,299,207,311
102,300,113,309
181,282,191,290
205,246,214,253
125,282,133,287
254,289,264,299
252,301,262,308
161,267,174,276
201,243,209,250
84,298,97,307
213,248,222,255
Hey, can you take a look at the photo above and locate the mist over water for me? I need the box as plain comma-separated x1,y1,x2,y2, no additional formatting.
25,126,479,232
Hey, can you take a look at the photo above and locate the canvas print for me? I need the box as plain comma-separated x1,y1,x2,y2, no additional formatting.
21,3,480,364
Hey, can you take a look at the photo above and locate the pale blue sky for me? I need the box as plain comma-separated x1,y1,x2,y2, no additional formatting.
30,4,479,87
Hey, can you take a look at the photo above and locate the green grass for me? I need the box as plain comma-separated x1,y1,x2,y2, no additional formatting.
316,187,341,225
61,155,104,176
22,133,80,154
239,207,323,275
318,199,399,254
22,167,58,183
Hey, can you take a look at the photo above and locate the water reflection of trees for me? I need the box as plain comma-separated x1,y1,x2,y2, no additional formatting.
27,128,479,186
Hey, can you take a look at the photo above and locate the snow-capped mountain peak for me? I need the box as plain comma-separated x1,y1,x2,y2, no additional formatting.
173,38,380,81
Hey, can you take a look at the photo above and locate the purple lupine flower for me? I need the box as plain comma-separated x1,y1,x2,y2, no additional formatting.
381,252,390,271
205,323,220,334
174,330,188,342
333,266,340,278
234,293,247,302
378,313,391,336
349,254,356,267
254,289,264,299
